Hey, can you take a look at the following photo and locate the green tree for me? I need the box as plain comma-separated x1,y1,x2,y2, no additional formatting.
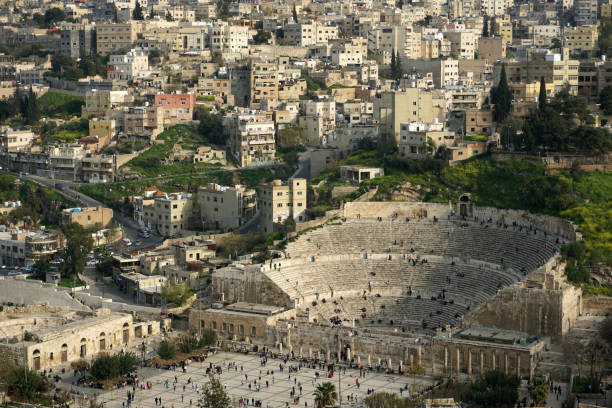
599,85,612,115
313,382,337,408
551,37,562,49
132,1,144,20
32,258,50,280
200,328,217,347
196,109,227,145
600,316,612,347
460,370,520,408
292,5,298,22
24,87,39,125
491,65,512,123
528,377,549,405
538,76,547,112
161,280,194,307
60,222,94,280
178,333,200,353
253,29,272,44
482,15,489,38
90,352,139,380
157,340,176,360
7,366,41,399
43,7,66,27
198,376,231,408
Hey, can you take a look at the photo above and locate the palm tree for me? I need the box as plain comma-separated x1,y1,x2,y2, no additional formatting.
313,382,337,408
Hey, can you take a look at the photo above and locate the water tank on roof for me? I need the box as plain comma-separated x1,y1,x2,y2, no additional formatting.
72,208,81,212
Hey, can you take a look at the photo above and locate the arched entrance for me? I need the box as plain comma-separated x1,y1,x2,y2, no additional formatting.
122,323,130,344
33,349,41,370
61,344,68,362
99,332,106,350
80,338,87,358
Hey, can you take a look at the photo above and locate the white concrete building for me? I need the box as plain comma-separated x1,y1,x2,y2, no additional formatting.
107,49,149,82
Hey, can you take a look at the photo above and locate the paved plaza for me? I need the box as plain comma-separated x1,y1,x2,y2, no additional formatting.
98,352,434,408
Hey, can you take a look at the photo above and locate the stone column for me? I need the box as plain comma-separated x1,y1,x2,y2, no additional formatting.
410,354,414,368
528,355,534,382
492,351,496,370
444,346,448,370
455,347,460,375
326,350,330,361
368,354,371,366
299,347,303,357
480,350,484,374
417,345,422,367
279,343,283,353
346,348,351,362
309,348,312,358
467,348,472,378
516,353,520,377
357,355,361,365
504,353,508,375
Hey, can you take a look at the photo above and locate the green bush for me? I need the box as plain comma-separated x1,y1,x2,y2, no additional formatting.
178,334,200,353
90,352,139,380
38,92,84,118
572,376,601,393
158,340,175,360
7,366,42,399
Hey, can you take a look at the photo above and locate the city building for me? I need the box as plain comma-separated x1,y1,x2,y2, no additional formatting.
61,206,113,229
198,183,257,231
0,127,36,151
96,23,139,54
228,111,276,167
259,178,307,234
107,49,149,82
144,192,194,237
154,93,196,123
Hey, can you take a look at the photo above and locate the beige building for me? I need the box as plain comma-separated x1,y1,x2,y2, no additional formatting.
0,127,36,151
249,58,278,108
283,22,338,47
499,50,579,95
464,109,494,135
189,302,295,343
198,183,257,231
444,31,477,60
0,309,161,371
88,119,116,151
82,90,133,119
146,192,193,237
259,178,307,234
193,146,226,165
122,105,164,140
61,206,113,229
477,37,506,62
563,26,598,56
374,88,445,144
398,121,455,158
96,23,139,55
228,111,276,168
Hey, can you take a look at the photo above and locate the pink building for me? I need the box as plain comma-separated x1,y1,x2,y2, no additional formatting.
154,93,196,123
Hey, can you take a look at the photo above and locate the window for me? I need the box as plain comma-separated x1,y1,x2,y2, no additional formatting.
212,321,217,329
222,322,227,331
251,326,256,336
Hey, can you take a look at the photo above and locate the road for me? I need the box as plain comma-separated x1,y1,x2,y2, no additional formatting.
17,173,163,251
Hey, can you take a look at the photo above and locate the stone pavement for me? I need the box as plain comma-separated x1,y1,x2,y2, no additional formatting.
98,352,434,408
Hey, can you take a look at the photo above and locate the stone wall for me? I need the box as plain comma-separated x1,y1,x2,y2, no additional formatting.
464,284,581,339
249,45,309,59
0,278,90,312
581,295,612,315
212,265,292,307
342,202,451,219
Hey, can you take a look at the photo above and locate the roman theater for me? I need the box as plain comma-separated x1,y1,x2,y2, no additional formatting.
190,199,582,380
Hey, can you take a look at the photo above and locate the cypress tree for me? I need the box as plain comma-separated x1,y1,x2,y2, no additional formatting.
292,5,298,23
492,64,512,122
538,76,547,112
132,1,144,20
483,16,489,38
25,87,39,125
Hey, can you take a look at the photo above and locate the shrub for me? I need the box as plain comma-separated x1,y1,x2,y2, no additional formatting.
89,352,139,380
158,340,175,360
7,366,41,399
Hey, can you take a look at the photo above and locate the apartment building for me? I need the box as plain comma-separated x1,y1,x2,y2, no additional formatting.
48,144,86,181
81,154,116,184
61,206,113,229
88,119,116,152
82,90,133,119
145,193,193,237
209,23,250,54
228,111,276,167
330,38,367,66
96,23,139,55
0,229,60,267
499,50,579,95
574,0,597,25
480,0,513,16
198,183,256,231
154,93,196,124
122,106,164,140
284,22,338,47
107,49,149,82
193,146,226,165
563,26,598,56
374,88,443,144
398,121,455,158
249,58,278,108
59,24,96,59
259,178,307,234
0,127,36,151
444,31,477,60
